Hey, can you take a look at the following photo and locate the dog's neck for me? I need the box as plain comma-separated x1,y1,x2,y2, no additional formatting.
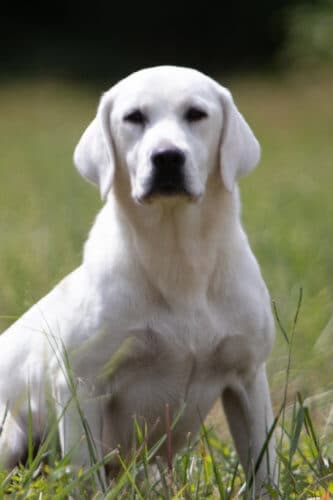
85,177,242,304
118,177,240,299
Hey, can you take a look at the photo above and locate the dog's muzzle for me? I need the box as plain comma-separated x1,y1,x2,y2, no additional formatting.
146,148,188,197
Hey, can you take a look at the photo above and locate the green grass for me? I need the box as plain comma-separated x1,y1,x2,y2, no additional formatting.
0,69,333,497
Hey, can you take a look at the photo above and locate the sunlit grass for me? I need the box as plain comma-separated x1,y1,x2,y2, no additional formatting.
0,297,332,498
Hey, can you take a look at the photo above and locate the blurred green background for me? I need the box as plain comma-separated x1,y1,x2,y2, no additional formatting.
1,0,333,439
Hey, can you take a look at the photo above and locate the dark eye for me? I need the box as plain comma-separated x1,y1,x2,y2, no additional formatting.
124,109,146,125
184,107,208,122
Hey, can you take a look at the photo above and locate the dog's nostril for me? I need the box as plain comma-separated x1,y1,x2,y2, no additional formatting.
152,149,185,170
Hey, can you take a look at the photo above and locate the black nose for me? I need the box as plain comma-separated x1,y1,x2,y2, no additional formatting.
150,148,186,195
152,148,186,171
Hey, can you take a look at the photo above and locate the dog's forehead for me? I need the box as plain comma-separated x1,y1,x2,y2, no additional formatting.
112,66,219,110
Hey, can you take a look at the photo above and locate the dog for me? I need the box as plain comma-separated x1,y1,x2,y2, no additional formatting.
0,66,276,494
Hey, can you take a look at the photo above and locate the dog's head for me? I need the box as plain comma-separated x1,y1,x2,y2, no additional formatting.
74,66,260,202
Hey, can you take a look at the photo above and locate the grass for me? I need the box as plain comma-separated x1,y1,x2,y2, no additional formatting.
0,67,333,496
0,296,332,498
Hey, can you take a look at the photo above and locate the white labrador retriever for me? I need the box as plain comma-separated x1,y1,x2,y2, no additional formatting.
0,66,276,493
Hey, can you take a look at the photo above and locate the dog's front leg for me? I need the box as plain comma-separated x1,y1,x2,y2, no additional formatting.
0,406,27,469
53,372,105,480
221,364,277,497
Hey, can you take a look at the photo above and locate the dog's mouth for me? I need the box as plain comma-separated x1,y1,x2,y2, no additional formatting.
135,180,198,204
147,182,190,197
135,188,200,205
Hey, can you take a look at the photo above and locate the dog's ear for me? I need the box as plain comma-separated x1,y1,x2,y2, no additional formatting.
217,86,261,192
74,91,115,200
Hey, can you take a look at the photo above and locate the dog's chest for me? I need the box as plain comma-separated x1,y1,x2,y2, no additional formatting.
106,300,257,397
102,304,257,453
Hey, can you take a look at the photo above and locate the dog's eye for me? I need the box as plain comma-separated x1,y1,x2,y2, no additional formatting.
184,107,208,122
124,109,146,125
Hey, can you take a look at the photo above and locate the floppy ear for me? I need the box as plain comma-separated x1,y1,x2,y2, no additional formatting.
218,86,261,192
73,91,115,200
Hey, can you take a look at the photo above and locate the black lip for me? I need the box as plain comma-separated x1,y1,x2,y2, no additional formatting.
155,184,188,195
140,183,192,201
146,183,189,197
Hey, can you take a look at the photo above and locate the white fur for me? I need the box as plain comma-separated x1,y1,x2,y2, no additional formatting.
0,66,275,494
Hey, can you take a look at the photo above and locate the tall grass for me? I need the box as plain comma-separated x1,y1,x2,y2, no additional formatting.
0,291,332,498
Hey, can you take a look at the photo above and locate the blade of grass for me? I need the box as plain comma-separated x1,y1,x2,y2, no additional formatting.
227,461,239,500
114,454,144,500
27,390,34,469
200,422,226,499
276,288,303,487
289,404,305,461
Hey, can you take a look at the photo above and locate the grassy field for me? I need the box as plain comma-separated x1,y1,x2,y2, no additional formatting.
0,68,333,497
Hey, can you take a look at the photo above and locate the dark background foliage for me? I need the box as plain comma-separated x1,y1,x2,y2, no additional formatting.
1,0,314,81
